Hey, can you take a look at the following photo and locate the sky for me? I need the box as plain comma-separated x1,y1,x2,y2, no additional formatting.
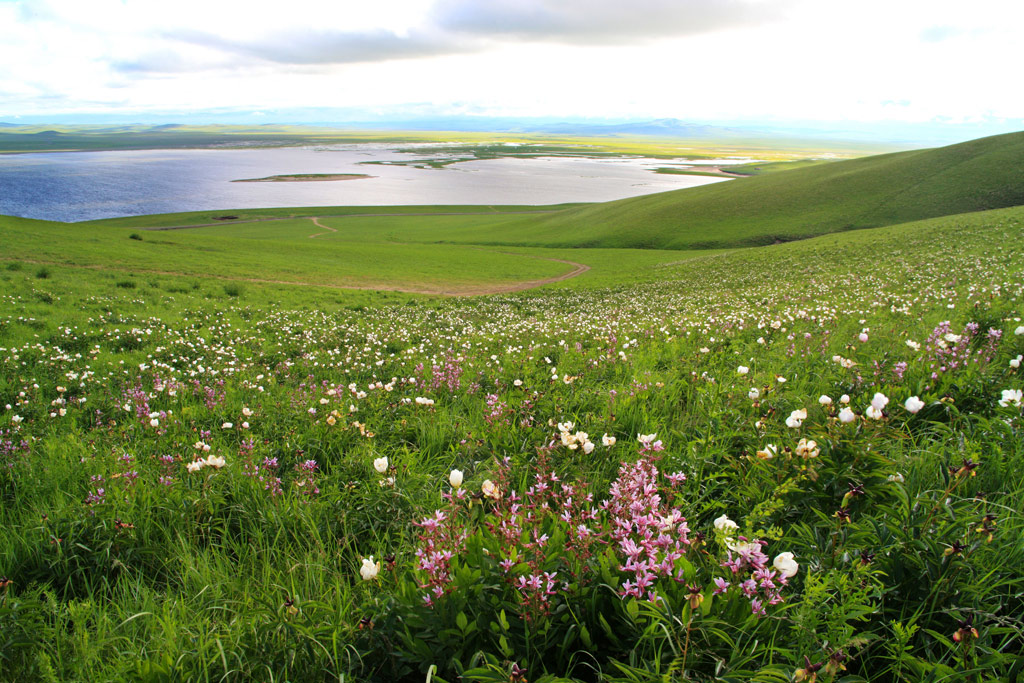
1,0,1023,140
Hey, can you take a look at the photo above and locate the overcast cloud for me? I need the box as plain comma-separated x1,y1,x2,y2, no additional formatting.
1,0,1023,129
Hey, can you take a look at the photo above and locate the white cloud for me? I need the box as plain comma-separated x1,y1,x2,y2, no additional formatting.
1,0,1023,126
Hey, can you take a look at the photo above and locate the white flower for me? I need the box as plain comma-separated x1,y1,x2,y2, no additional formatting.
242,406,253,417
602,433,616,447
776,375,787,383
748,387,760,400
1010,355,1022,369
840,394,850,404
727,539,760,554
449,469,463,488
904,396,925,414
203,455,226,469
222,422,233,429
637,432,657,445
944,333,962,344
870,392,889,411
186,460,204,473
838,407,856,423
999,389,1023,408
513,379,523,387
713,514,739,535
373,456,389,474
795,438,819,459
906,340,921,351
773,552,799,578
785,408,807,428
736,365,749,375
1016,325,1024,336
359,556,381,581
150,418,160,427
482,479,501,500
582,440,595,454
887,472,906,483
858,332,869,343
818,395,832,406
756,443,778,459
866,405,884,420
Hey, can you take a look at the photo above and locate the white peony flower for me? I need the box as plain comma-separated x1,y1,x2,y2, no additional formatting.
870,392,889,411
203,455,226,469
818,395,832,406
359,556,381,581
602,433,617,447
999,389,1023,408
481,479,501,500
373,456,389,474
449,469,463,488
904,396,925,414
737,365,749,375
773,552,799,578
785,408,807,428
713,514,739,535
748,387,760,400
838,407,856,423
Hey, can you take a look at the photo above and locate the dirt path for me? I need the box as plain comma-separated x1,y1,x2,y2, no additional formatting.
307,216,336,239
138,209,560,232
1,249,590,297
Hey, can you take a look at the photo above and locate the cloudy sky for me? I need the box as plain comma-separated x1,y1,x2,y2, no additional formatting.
1,0,1022,135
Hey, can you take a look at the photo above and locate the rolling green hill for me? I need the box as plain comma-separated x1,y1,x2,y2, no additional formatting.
418,130,1024,249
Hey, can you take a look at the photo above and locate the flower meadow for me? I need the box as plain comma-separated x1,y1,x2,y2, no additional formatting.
1,210,1024,681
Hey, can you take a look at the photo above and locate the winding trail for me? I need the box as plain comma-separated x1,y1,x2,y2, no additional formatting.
17,210,592,295
307,216,337,239
139,208,560,232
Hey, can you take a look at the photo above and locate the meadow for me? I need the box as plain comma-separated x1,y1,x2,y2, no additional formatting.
1,133,1023,682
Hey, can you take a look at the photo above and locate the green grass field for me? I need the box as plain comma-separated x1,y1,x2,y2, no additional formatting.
1,131,1024,681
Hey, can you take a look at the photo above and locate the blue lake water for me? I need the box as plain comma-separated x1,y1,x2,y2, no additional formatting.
0,145,733,222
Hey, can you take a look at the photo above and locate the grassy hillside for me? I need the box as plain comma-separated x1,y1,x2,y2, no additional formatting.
2,202,1023,681
406,130,1024,249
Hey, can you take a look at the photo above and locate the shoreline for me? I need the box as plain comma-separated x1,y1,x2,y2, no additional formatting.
231,173,374,183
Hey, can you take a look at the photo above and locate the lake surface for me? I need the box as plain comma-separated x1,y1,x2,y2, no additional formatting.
0,145,733,222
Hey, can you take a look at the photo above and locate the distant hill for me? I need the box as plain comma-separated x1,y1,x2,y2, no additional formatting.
439,130,1024,249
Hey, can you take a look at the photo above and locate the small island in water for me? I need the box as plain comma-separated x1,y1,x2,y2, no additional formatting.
231,173,373,183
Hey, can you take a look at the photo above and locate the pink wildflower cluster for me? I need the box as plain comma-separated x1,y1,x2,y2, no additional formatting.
923,321,1001,387
413,489,470,606
122,382,150,419
600,457,690,601
190,380,226,409
293,459,320,497
718,539,791,616
483,393,512,427
487,465,602,619
417,351,465,393
243,456,283,497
